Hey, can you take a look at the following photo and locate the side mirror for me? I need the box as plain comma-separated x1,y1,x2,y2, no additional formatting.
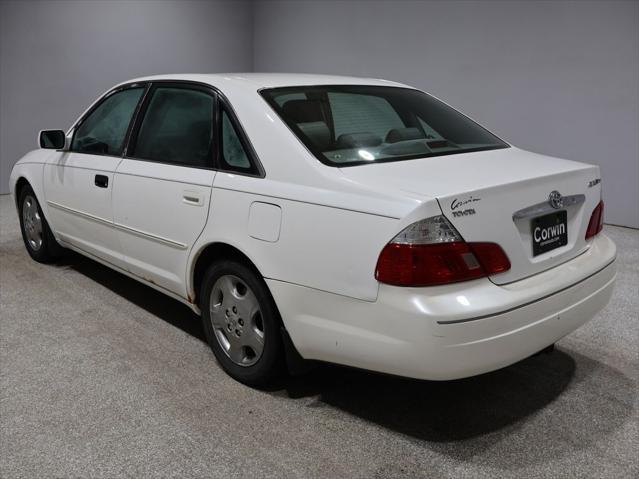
39,130,66,149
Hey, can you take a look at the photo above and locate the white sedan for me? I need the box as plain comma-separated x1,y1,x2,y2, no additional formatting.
10,74,616,386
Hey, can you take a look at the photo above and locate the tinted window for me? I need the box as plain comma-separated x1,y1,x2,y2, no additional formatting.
261,86,508,167
72,88,144,155
133,87,214,167
220,109,253,172
329,92,404,140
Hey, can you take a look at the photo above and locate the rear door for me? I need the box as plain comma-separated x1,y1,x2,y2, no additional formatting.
44,86,146,268
112,83,216,297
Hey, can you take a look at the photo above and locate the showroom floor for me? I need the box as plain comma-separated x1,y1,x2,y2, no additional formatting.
0,194,637,479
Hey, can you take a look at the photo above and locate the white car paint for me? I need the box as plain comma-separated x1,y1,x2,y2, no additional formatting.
44,151,125,268
9,73,616,380
112,160,215,294
341,147,601,285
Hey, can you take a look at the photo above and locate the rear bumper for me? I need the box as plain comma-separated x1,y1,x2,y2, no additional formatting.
268,233,616,380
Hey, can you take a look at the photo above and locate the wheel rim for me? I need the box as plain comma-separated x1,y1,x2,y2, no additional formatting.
22,195,43,251
209,274,265,367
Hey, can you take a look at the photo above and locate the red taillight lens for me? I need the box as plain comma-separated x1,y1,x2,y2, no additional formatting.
376,215,511,287
375,241,510,287
585,200,604,239
376,242,481,286
469,242,512,275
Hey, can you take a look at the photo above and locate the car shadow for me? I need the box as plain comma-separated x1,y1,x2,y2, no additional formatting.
57,251,633,468
57,250,206,342
280,351,577,443
279,349,633,468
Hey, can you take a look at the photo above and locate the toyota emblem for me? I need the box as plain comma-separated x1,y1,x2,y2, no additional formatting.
548,190,564,209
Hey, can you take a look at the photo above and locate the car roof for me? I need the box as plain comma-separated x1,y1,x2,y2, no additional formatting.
122,73,410,91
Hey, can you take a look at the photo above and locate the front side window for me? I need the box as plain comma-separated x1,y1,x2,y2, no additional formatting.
72,88,144,156
132,87,214,167
261,86,508,167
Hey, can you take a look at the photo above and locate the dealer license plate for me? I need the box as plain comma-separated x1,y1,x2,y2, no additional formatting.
531,211,568,256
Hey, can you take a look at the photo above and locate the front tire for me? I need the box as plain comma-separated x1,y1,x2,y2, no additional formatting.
200,259,285,386
18,185,63,263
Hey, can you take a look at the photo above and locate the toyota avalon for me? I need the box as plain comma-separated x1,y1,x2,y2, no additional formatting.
10,74,616,385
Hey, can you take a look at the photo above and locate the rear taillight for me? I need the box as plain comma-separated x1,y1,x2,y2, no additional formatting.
585,200,604,239
375,215,510,287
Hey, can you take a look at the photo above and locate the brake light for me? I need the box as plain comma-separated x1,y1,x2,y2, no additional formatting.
585,200,604,239
375,216,510,287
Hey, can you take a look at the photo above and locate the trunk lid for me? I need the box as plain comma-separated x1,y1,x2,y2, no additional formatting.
339,147,602,284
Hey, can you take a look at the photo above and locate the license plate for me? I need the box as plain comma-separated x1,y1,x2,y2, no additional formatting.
531,210,568,256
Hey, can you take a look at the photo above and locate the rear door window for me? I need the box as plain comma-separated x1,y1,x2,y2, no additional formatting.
218,107,260,176
131,87,215,168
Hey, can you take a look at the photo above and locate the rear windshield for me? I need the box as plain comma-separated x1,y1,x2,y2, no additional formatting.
261,85,508,167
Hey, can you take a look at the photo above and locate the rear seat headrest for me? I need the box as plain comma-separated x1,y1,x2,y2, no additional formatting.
385,127,424,143
282,99,324,123
335,132,382,149
299,121,331,151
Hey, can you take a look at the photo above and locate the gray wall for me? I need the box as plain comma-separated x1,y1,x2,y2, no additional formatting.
0,0,252,194
2,0,638,227
253,0,639,228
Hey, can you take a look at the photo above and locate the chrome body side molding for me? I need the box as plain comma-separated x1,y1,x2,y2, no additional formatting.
47,200,188,250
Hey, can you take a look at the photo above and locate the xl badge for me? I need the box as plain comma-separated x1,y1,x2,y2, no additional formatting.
548,190,564,209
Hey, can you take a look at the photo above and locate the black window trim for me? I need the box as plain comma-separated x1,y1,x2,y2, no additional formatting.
69,82,149,159
124,80,265,177
216,98,264,177
68,79,265,178
259,84,511,168
125,81,218,171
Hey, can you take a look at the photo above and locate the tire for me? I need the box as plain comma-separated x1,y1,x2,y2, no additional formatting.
200,259,285,386
18,184,63,263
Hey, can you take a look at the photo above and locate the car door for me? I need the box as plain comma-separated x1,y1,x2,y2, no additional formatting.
43,85,146,268
112,83,216,297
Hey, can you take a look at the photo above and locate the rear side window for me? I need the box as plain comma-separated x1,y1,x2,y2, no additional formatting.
219,108,256,174
72,88,144,156
132,87,214,168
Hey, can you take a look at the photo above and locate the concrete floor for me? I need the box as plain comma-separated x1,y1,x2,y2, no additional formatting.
0,194,637,479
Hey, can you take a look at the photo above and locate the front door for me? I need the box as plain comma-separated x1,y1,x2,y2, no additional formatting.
44,86,145,267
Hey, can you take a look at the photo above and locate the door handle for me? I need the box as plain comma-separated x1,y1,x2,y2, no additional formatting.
182,190,204,206
94,174,109,188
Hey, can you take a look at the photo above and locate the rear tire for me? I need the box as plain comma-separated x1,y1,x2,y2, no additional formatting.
200,259,285,386
18,184,63,263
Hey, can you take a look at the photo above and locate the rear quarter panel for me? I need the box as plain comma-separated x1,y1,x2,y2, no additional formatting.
189,174,419,302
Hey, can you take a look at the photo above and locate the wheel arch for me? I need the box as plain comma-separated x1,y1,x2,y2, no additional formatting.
10,159,47,215
189,240,308,373
14,177,32,207
189,241,266,308
12,173,52,229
